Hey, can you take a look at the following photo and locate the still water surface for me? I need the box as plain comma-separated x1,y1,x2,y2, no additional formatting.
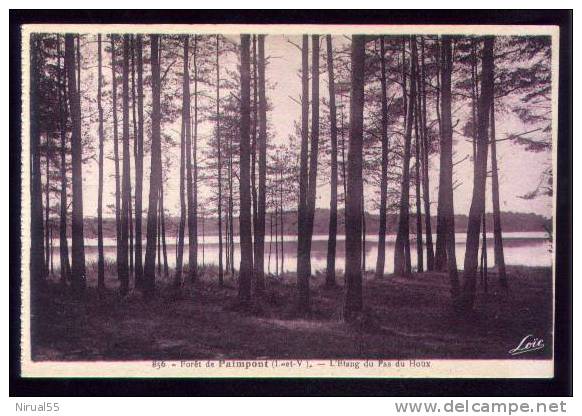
49,232,551,274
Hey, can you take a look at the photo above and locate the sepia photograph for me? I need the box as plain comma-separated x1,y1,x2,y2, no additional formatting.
18,21,561,380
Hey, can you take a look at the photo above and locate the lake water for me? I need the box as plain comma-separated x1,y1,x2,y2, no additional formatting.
48,232,552,274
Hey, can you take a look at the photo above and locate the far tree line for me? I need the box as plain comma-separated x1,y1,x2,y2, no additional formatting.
29,32,552,317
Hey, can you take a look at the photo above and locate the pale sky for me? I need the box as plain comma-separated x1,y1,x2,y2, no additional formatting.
72,34,553,220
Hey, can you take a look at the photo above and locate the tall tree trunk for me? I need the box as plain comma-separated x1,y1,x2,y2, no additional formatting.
434,36,447,272
134,35,144,288
394,36,415,277
30,34,46,286
128,36,136,281
343,35,365,321
305,35,320,265
238,34,253,305
110,36,122,282
460,37,494,312
56,35,71,284
182,36,196,283
97,34,105,291
438,36,460,304
216,35,224,286
375,37,389,280
191,35,199,282
489,99,507,287
65,34,86,294
228,130,235,277
253,35,267,294
325,35,338,287
420,37,435,270
118,35,131,296
251,35,259,255
176,108,186,287
296,35,310,312
298,34,320,312
143,34,162,298
414,66,424,273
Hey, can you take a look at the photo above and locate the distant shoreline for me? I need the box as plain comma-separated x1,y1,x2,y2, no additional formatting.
65,209,551,239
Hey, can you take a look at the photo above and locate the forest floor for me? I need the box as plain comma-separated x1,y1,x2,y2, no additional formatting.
31,264,553,360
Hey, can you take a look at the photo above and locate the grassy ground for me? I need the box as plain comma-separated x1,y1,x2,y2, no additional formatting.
31,264,553,360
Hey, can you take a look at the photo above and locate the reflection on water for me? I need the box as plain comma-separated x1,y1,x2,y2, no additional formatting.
49,232,552,274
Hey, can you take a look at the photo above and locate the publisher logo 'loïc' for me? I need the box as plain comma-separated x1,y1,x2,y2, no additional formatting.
508,335,545,356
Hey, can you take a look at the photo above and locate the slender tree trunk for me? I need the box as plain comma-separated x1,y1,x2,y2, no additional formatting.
298,34,320,311
118,35,131,296
65,34,86,294
160,180,169,280
49,224,54,276
143,34,162,298
339,93,348,203
128,37,135,281
56,35,71,284
44,133,50,274
238,34,253,304
394,36,415,277
438,36,460,304
134,35,144,288
191,35,199,282
268,212,273,275
325,35,338,287
489,99,507,287
157,204,161,278
181,36,196,283
344,35,365,321
361,202,366,272
375,37,389,280
480,212,488,292
201,213,205,268
182,39,195,281
228,131,235,277
414,69,424,273
110,36,122,281
97,34,106,291
30,34,46,286
305,35,320,265
215,35,224,286
253,35,267,294
297,35,310,312
275,206,279,277
225,205,230,274
460,37,495,312
420,37,435,270
251,35,259,255
176,110,186,287
280,167,285,274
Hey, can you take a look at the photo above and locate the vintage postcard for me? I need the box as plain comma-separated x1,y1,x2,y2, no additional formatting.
20,23,558,378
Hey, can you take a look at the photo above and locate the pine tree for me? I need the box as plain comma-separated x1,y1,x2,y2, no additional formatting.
238,34,253,304
460,36,495,311
344,35,366,321
64,34,86,295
